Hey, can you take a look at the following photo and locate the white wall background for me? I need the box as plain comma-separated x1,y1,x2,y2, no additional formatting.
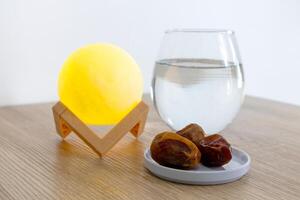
1,0,300,106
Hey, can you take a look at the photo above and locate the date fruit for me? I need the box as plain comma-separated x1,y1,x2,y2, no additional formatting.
176,123,205,149
199,134,232,167
150,132,201,169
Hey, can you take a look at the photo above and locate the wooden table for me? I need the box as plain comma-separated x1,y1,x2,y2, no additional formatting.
0,96,299,200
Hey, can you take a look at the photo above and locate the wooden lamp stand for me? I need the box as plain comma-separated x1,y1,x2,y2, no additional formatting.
52,101,149,157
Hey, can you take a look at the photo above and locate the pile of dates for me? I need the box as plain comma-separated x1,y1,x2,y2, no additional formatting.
150,123,232,169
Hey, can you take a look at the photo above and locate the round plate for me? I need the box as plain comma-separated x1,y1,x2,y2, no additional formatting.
144,147,250,185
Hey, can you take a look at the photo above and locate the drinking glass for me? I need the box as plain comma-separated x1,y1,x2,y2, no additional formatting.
151,29,245,134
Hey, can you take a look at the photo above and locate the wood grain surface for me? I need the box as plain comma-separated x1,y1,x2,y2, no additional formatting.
0,95,299,200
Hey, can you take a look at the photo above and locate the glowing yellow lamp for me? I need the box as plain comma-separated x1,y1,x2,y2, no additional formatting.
58,43,143,125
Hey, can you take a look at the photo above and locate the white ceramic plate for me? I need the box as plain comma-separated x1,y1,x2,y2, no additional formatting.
144,147,250,185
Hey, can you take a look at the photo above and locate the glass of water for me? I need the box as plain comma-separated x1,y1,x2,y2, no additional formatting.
151,29,245,134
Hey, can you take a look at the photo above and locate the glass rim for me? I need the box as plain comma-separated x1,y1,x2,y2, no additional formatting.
165,29,235,34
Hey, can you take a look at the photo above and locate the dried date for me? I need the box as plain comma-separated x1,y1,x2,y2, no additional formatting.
199,134,232,167
176,123,206,149
150,132,201,169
